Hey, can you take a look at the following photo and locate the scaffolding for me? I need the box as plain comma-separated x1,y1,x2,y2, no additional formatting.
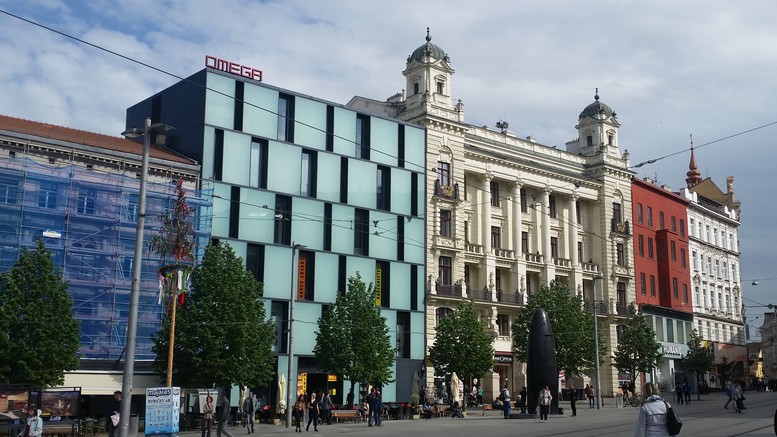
0,157,212,361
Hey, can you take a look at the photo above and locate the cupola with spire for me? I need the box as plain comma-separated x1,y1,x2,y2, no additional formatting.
686,136,702,188
567,88,622,157
402,28,456,114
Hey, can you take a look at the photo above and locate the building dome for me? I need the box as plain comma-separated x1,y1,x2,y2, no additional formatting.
409,28,448,63
580,89,616,119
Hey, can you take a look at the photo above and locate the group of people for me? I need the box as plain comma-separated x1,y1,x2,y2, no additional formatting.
724,380,747,413
498,384,553,422
673,381,692,405
291,391,336,432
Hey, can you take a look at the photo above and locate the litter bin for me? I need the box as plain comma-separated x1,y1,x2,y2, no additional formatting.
128,414,139,437
615,394,623,408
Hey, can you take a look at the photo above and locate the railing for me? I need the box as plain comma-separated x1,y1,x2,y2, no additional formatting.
582,262,599,273
553,257,572,268
616,304,630,316
434,179,461,201
469,286,492,301
465,243,483,254
524,253,543,263
436,284,456,296
492,248,514,258
496,290,523,304
586,300,610,315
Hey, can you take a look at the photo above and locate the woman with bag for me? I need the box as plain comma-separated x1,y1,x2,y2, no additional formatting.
201,396,214,437
292,395,305,433
634,382,678,437
537,386,552,423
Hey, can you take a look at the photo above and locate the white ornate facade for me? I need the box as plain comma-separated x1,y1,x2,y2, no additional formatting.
348,30,636,400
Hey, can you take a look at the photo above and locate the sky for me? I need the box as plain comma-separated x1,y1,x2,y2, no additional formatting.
0,0,775,336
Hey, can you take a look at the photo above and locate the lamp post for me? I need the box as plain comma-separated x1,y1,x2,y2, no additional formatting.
592,274,603,410
286,242,306,428
119,118,174,437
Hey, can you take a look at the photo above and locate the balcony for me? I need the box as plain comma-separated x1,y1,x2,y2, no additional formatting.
586,300,610,315
468,286,492,302
524,252,543,264
611,219,631,235
492,248,514,259
465,243,484,255
616,303,630,316
434,180,461,201
496,289,524,305
436,283,457,297
582,262,599,273
553,257,572,268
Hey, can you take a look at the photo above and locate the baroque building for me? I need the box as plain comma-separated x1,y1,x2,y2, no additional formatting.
680,146,745,388
348,30,635,400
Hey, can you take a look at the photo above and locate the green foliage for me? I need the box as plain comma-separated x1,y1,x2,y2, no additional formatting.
152,242,275,388
682,329,715,382
612,306,663,380
512,281,602,375
429,300,494,380
313,273,394,389
0,240,80,386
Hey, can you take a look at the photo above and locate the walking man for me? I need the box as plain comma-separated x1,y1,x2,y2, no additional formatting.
107,391,121,437
683,382,691,405
217,393,233,437
500,384,511,419
568,386,577,417
724,381,734,409
244,391,254,434
519,387,527,414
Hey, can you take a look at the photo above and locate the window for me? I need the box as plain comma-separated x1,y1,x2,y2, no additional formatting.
617,281,626,306
355,114,370,159
491,226,501,249
250,138,269,189
637,203,643,223
550,237,558,258
436,307,453,326
713,228,718,245
647,237,654,259
722,261,727,279
413,83,419,95
681,248,686,268
671,216,677,232
229,186,240,238
354,208,369,255
549,195,557,218
0,178,18,204
689,218,695,237
396,311,411,358
692,250,698,270
274,195,292,245
617,324,627,343
666,320,674,343
705,225,710,242
397,216,404,261
490,181,500,207
324,203,332,251
463,220,469,243
436,81,444,94
437,161,451,186
77,189,96,215
612,202,622,223
521,232,529,254
608,133,614,145
721,231,726,248
647,207,653,227
673,277,679,299
650,275,656,297
277,93,295,142
587,135,593,147
300,149,317,197
270,301,289,353
495,269,502,292
680,219,685,238
438,256,452,287
683,284,689,304
497,315,510,337
376,165,390,210
659,211,665,229
714,259,720,277
640,273,647,295
638,235,644,256
578,241,583,262
410,172,418,216
124,193,139,221
246,243,265,282
576,200,582,223
670,241,676,262
38,182,57,209
616,243,626,266
520,188,528,213
440,210,452,238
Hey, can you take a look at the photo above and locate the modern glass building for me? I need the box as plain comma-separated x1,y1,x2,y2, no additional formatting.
126,65,427,404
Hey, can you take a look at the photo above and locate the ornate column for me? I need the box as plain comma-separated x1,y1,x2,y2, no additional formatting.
570,194,579,267
512,180,523,257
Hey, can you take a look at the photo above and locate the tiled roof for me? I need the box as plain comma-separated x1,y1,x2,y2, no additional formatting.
0,114,195,165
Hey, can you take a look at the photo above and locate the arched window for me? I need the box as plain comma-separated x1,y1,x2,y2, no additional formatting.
413,83,419,95
616,324,627,343
436,307,454,326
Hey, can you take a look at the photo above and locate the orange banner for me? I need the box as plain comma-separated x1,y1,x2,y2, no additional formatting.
297,256,307,300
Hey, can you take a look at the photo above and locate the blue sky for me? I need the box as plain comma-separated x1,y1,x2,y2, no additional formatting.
1,0,775,336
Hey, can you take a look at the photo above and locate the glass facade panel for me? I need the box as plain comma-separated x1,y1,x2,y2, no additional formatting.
313,252,339,303
369,211,397,260
330,204,355,254
404,218,425,264
266,141,302,196
333,107,357,156
291,197,324,251
390,169,411,216
205,73,235,127
347,256,376,283
220,130,251,186
237,189,275,243
410,312,425,359
369,117,398,166
291,302,320,354
202,126,216,179
404,126,425,171
347,158,377,209
316,153,340,203
390,262,411,310
211,183,232,237
242,83,279,139
262,245,294,299
294,97,327,151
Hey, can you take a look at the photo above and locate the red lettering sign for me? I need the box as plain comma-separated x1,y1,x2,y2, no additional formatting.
205,55,263,81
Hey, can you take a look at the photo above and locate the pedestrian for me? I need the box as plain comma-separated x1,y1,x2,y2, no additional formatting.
243,391,254,434
568,385,577,417
373,388,383,426
519,387,527,414
733,381,746,413
674,383,683,405
633,382,672,437
217,393,233,437
538,385,552,423
321,391,335,425
18,405,42,437
477,385,483,406
724,381,734,409
306,393,319,432
292,394,305,433
500,384,511,419
585,384,595,409
682,382,691,405
107,391,121,437
366,388,376,427
201,395,214,437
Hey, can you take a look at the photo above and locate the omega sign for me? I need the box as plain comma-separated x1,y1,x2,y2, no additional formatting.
205,55,263,81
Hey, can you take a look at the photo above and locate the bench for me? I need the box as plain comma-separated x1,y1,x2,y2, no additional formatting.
330,410,361,423
482,404,492,416
433,405,451,418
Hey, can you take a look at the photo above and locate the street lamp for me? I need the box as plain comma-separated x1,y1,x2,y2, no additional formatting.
592,274,603,410
286,242,306,428
118,117,174,437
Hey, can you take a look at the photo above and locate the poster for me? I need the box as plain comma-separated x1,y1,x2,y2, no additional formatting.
145,387,180,436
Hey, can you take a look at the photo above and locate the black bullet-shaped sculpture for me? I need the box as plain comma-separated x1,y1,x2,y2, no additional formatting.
526,308,559,415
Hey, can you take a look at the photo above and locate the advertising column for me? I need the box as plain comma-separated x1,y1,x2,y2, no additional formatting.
145,387,180,437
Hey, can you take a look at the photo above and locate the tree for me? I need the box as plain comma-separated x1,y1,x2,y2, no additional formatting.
429,300,494,383
682,329,715,401
0,240,80,386
152,242,275,388
612,306,663,384
512,281,602,375
314,273,394,397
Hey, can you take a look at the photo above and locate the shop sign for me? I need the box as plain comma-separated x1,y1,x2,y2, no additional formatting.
205,55,263,81
661,343,687,358
494,355,512,363
327,374,338,382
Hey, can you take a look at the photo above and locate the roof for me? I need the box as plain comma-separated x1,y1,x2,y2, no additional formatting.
409,28,448,63
0,114,195,165
580,89,615,119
